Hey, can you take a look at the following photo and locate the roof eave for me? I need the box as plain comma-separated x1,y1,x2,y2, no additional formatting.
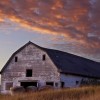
60,72,100,79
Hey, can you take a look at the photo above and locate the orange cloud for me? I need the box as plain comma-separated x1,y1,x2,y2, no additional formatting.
0,0,99,49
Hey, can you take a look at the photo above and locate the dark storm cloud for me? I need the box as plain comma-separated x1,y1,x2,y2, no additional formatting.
0,0,100,51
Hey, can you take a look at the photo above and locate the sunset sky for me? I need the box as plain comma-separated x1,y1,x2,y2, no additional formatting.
0,0,100,70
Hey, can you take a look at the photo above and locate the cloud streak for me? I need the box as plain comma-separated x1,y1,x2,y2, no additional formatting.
0,0,100,51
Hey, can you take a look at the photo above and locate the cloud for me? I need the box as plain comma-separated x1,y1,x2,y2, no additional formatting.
0,0,100,50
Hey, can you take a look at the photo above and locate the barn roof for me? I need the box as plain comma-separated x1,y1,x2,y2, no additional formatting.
1,41,100,78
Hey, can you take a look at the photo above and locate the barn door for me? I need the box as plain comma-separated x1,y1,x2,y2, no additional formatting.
20,82,38,88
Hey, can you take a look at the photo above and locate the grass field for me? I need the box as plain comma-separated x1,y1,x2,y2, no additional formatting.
0,86,100,100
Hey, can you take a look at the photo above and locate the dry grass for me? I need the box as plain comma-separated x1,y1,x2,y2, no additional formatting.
0,86,100,100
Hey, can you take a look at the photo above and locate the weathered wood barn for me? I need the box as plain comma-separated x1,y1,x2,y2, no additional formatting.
0,41,100,94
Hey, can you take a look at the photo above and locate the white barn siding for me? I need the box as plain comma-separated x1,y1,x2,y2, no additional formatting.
61,74,83,88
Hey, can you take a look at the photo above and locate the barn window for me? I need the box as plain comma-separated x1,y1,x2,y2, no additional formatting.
15,56,18,62
26,69,32,77
46,82,54,86
76,81,79,85
42,54,46,61
6,82,13,90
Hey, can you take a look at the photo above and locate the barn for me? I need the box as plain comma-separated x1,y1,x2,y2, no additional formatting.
0,41,100,94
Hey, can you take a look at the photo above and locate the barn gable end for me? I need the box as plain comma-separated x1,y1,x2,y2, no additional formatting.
0,41,60,94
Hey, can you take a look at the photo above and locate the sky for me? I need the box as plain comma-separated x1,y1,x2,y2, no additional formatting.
0,0,100,70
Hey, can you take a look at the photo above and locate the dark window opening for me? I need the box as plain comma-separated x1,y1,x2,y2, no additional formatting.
6,82,13,90
42,54,46,61
15,56,18,62
61,82,64,88
76,81,79,85
20,82,37,88
46,82,54,86
26,69,32,77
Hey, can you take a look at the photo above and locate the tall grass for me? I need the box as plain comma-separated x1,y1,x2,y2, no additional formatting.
0,86,100,100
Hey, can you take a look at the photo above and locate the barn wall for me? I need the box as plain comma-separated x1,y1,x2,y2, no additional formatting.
61,74,83,88
1,44,60,93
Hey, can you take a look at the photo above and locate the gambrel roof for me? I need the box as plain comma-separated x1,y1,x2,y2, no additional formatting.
1,41,100,78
